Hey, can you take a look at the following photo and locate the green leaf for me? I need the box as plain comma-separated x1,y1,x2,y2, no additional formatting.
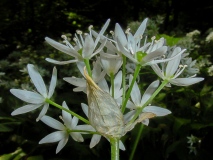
27,155,44,160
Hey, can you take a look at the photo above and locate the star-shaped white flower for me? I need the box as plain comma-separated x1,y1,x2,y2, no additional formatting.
39,101,84,153
10,64,57,121
151,47,204,86
125,75,171,125
45,19,110,65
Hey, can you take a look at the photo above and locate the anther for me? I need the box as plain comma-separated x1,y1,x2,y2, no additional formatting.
76,30,82,34
125,28,131,34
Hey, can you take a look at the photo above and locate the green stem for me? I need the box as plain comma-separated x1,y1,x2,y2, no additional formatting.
129,124,144,160
122,55,126,106
110,137,120,160
121,64,141,113
110,73,115,98
84,59,92,77
46,99,90,124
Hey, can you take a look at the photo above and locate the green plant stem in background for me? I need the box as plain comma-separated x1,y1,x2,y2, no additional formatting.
110,73,115,98
46,99,90,124
121,64,141,113
129,124,144,160
122,55,126,106
84,59,92,77
110,137,120,160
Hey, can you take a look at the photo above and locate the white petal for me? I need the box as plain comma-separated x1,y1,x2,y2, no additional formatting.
75,125,95,132
134,18,148,40
124,110,136,124
10,89,44,104
40,116,64,130
27,64,47,97
11,104,42,115
98,79,109,93
81,103,89,117
63,77,86,87
56,136,69,154
142,46,167,64
90,134,101,148
82,35,95,59
141,119,149,126
129,75,141,106
113,71,122,95
115,23,127,47
45,58,78,65
48,67,57,98
166,47,182,77
62,101,72,128
119,140,126,151
143,106,171,116
39,131,66,144
140,80,159,106
36,103,49,121
151,64,164,78
71,116,79,128
170,77,204,86
45,37,80,58
70,132,84,142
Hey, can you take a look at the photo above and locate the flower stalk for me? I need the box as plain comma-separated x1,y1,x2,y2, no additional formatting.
110,137,120,160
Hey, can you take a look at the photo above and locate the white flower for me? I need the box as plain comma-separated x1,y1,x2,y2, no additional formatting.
10,64,57,121
81,103,125,150
45,19,110,64
100,53,123,76
151,47,204,86
39,101,84,153
63,60,106,92
125,75,171,125
206,31,213,42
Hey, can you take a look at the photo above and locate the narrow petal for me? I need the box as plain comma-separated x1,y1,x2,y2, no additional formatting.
71,116,79,128
134,18,148,39
170,77,204,86
82,35,95,59
151,64,164,78
10,89,44,104
143,106,171,116
140,80,159,106
98,79,110,93
56,137,69,154
81,103,89,117
45,37,80,59
39,131,66,144
75,125,95,132
90,134,101,148
62,101,72,128
11,104,42,115
115,23,127,47
142,46,167,64
70,132,84,142
166,47,182,76
45,58,78,65
40,116,64,130
48,67,57,98
36,103,49,121
27,64,47,97
119,140,126,151
124,110,136,124
63,77,86,87
129,75,141,106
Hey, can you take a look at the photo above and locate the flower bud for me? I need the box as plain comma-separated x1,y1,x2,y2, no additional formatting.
84,68,125,138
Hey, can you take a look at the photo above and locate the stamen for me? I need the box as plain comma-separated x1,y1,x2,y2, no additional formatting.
88,25,93,31
151,36,156,41
110,30,114,35
61,35,67,40
76,30,82,35
125,28,131,34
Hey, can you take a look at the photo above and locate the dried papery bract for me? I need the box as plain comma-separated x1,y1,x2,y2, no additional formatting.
84,68,125,138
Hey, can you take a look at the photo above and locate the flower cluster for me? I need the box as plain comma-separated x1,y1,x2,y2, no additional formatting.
10,18,204,154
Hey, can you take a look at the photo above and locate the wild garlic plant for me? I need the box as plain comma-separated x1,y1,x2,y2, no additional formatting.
10,18,204,160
